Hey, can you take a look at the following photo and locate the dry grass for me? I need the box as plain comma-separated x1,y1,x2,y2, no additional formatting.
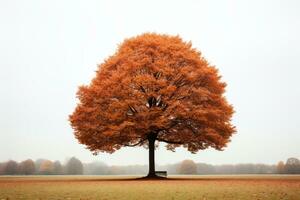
0,175,299,200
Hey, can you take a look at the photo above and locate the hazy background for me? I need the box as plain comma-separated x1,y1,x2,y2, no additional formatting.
0,0,299,165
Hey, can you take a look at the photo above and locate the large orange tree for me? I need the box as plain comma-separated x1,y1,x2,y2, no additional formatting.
69,33,235,178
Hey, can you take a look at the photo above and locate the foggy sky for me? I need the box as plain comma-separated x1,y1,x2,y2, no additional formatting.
0,0,299,165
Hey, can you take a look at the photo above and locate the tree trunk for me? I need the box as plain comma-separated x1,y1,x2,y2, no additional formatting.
147,133,157,178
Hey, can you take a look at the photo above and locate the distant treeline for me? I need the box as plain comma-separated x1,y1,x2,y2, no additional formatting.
1,157,299,175
0,157,83,175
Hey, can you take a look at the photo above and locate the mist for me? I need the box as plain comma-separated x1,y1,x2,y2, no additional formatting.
0,0,299,165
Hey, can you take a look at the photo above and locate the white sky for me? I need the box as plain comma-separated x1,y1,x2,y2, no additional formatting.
0,0,299,165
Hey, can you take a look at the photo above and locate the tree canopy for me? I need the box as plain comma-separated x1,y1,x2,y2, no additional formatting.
66,157,83,175
69,33,235,169
285,157,300,174
178,159,197,174
19,159,35,175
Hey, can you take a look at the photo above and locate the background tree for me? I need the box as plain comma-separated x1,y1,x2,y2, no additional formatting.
39,160,54,175
84,161,109,175
66,157,83,175
0,162,5,175
19,159,35,175
4,160,18,175
70,33,236,178
53,161,63,175
177,159,197,174
35,158,47,173
197,163,215,174
276,161,286,174
285,157,300,174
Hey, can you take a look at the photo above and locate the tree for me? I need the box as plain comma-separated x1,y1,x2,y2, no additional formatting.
4,160,18,175
276,161,285,174
285,158,300,174
0,163,5,175
39,160,53,175
53,161,63,175
69,33,236,178
177,160,197,174
35,159,47,171
84,161,109,175
66,157,83,175
19,159,35,175
197,163,215,174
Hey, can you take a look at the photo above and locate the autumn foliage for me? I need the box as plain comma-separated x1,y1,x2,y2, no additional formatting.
69,33,235,176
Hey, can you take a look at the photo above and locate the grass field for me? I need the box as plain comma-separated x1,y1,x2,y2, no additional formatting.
0,175,299,200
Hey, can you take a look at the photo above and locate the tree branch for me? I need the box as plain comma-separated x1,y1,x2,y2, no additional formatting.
157,138,183,144
124,138,146,147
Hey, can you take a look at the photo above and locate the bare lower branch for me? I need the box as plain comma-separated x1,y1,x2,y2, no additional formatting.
124,138,147,147
157,138,183,144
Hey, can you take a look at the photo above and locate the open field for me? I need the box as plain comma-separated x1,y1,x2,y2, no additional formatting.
0,175,299,200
